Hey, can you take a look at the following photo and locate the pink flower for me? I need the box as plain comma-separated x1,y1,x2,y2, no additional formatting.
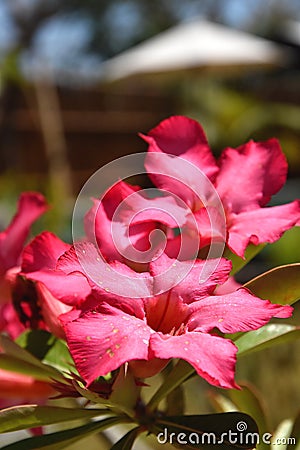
0,369,54,408
0,192,48,338
16,231,81,338
142,116,300,257
84,180,193,267
22,231,93,305
60,250,292,389
0,192,48,276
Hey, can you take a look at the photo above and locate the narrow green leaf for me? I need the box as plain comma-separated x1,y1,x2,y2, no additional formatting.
16,330,74,373
224,244,265,276
0,355,58,382
235,324,300,356
163,362,185,415
110,427,141,450
147,360,195,412
1,416,130,450
16,330,57,360
156,412,259,450
244,263,300,305
0,334,48,367
0,405,112,433
229,383,269,450
72,380,134,418
0,334,65,383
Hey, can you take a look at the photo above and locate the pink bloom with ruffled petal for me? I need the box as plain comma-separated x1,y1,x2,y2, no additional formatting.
0,192,48,275
84,180,193,267
15,231,81,337
22,231,91,307
0,192,48,337
142,116,300,257
61,252,292,389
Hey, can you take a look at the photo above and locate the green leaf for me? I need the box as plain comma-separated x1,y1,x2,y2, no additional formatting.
163,362,185,415
1,416,130,450
228,383,269,450
0,334,66,383
16,330,57,360
235,324,300,356
110,427,141,450
16,330,74,373
147,360,195,412
224,244,266,276
109,366,138,413
72,380,134,418
244,263,300,305
0,334,48,367
0,354,59,382
0,405,112,433
155,412,259,450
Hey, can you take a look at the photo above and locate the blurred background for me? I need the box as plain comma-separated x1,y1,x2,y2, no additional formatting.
0,0,300,437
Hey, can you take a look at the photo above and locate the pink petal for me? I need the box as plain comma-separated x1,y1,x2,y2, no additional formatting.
143,116,218,178
150,254,231,302
58,243,149,318
86,188,190,264
0,303,25,339
22,231,70,272
59,242,153,301
112,221,166,267
0,192,48,272
163,204,226,261
124,192,189,228
35,283,72,339
119,192,195,263
193,206,227,248
214,276,241,295
56,245,84,273
0,369,54,401
188,289,293,334
144,293,189,334
25,270,91,305
25,243,93,306
84,181,140,261
101,181,140,219
62,305,151,385
127,221,159,252
143,117,218,208
227,200,300,257
84,199,121,261
164,231,200,260
0,267,19,306
150,332,238,388
215,139,288,214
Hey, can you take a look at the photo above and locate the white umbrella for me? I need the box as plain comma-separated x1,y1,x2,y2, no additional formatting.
281,20,300,45
100,19,290,81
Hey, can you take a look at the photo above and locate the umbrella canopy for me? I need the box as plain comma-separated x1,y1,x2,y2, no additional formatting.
100,19,290,81
281,20,300,46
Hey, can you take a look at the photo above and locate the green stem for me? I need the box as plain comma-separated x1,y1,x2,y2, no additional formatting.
147,360,195,412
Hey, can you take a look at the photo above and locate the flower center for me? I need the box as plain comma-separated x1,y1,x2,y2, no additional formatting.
144,292,189,335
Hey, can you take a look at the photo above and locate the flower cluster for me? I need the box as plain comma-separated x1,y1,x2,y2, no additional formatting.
1,116,299,406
